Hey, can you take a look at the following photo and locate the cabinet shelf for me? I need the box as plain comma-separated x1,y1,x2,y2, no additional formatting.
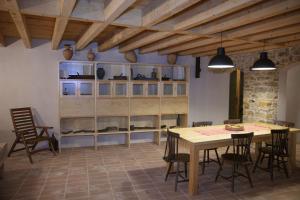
97,131,128,135
59,61,189,151
61,133,95,137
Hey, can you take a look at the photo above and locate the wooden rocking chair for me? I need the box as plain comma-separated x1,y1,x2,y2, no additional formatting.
8,107,56,163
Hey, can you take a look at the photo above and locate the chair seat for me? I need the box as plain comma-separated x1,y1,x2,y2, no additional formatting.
21,136,50,144
260,146,288,157
221,153,249,163
205,148,217,150
163,153,190,163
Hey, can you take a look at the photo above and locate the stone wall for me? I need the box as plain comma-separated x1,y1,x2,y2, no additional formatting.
230,45,300,123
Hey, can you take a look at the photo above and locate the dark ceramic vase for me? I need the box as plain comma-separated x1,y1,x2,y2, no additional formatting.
97,68,105,79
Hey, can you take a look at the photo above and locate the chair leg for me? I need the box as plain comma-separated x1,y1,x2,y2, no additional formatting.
232,163,236,192
175,162,180,192
165,162,173,181
253,151,262,173
282,158,289,179
48,139,57,156
202,150,206,174
260,153,265,164
215,149,221,166
225,146,230,154
184,162,187,178
8,139,18,157
207,149,210,163
215,160,223,182
276,156,280,171
24,142,33,164
245,165,253,188
269,155,274,181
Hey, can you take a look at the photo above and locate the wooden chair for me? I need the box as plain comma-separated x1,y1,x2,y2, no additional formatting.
215,132,254,192
163,130,189,192
273,120,295,128
224,119,241,154
253,129,289,181
259,121,294,164
192,121,221,174
8,107,56,164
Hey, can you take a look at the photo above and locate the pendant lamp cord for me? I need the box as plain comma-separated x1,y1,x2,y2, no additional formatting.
263,39,265,52
221,32,223,47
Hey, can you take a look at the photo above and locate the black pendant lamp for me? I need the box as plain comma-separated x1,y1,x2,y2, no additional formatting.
251,41,276,71
208,33,234,69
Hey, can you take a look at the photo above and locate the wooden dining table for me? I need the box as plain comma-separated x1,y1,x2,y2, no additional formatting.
170,122,300,196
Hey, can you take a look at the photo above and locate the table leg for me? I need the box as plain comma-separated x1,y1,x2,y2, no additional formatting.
288,132,297,171
189,144,199,195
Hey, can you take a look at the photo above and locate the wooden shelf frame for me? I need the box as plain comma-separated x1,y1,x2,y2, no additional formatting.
58,61,190,151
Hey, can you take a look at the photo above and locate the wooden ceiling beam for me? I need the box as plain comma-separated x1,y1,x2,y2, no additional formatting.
193,43,262,57
226,45,280,56
121,0,261,53
174,0,263,31
266,34,300,44
5,0,31,48
222,10,300,39
0,32,5,47
119,31,173,53
243,24,300,42
139,34,201,54
159,8,300,55
76,0,136,50
159,37,220,55
178,40,246,56
51,0,76,50
98,0,201,52
192,0,300,35
142,0,202,28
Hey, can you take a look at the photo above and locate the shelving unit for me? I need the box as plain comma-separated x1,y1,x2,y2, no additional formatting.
58,61,189,151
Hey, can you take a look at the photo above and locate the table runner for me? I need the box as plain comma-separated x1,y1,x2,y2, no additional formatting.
193,124,270,136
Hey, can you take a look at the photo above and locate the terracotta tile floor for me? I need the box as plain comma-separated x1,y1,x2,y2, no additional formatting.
1,143,300,200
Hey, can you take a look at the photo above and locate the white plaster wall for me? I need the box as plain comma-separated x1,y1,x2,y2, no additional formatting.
286,66,300,142
177,56,230,126
277,70,287,121
0,39,230,148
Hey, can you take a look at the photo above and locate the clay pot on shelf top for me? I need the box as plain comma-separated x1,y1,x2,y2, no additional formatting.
63,44,73,60
87,49,96,61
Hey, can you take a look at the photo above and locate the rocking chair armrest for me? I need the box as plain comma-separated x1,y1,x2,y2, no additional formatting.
36,126,53,129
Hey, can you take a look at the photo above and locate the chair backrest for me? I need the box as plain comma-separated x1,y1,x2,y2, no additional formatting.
10,107,37,141
192,121,213,127
273,120,295,128
271,129,289,156
231,132,254,162
224,119,241,124
163,130,180,162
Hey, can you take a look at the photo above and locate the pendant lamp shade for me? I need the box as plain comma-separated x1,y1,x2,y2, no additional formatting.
251,52,276,71
208,47,234,69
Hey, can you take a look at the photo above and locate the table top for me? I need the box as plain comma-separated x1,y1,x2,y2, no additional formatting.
170,122,300,145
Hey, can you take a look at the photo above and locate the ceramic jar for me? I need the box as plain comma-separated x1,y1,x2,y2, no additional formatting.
63,44,73,60
87,49,95,61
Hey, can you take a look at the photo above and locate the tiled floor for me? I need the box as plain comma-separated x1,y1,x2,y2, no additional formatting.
0,143,300,200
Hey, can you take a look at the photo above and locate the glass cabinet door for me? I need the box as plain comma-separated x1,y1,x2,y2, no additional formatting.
79,82,93,96
115,83,127,96
61,81,77,96
163,83,173,96
132,83,144,96
148,83,158,96
177,83,186,96
98,82,111,96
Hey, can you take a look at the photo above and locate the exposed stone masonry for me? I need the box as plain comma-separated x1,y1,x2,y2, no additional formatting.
230,45,300,123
